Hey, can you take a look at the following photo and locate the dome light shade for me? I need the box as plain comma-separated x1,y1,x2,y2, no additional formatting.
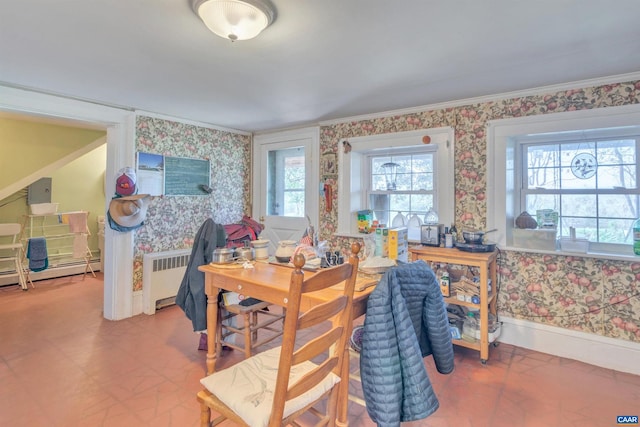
192,0,276,41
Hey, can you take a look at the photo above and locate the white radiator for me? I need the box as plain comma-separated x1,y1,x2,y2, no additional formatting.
143,249,190,315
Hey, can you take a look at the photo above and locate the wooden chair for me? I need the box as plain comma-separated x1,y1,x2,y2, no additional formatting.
197,242,361,427
217,297,286,359
0,223,30,290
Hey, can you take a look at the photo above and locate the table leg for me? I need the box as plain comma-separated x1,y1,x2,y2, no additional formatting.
336,311,356,427
206,285,219,375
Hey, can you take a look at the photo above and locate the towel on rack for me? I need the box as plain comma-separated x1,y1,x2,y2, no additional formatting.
73,234,88,258
68,212,87,233
27,238,48,272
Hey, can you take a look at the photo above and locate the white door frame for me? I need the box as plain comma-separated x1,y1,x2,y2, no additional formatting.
252,127,319,250
0,85,136,320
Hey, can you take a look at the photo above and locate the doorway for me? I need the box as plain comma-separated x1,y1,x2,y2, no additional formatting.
0,85,136,320
252,127,319,255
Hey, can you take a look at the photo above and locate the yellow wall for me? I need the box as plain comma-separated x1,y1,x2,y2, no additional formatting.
0,117,107,264
0,117,105,188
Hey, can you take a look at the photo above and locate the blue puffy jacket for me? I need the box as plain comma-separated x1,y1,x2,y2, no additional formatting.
360,260,454,427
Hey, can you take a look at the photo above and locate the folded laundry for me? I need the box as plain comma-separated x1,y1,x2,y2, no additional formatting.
27,237,48,272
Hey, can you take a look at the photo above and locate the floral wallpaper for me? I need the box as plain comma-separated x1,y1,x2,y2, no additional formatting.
320,80,640,344
131,116,251,291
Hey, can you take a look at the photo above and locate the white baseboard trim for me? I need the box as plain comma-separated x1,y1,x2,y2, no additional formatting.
132,290,143,316
0,262,101,287
499,316,640,376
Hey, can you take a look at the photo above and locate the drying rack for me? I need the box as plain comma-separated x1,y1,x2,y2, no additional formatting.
20,211,96,286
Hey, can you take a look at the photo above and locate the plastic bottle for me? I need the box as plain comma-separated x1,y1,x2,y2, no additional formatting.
462,312,478,342
440,268,450,297
392,211,407,228
634,218,640,255
450,223,458,243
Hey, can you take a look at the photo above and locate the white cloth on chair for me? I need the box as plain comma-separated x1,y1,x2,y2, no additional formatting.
200,346,339,427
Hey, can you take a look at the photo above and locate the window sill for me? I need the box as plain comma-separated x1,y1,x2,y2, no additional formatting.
333,232,421,244
333,236,640,263
501,245,639,262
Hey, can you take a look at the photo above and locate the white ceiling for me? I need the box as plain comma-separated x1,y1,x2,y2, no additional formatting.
1,0,640,132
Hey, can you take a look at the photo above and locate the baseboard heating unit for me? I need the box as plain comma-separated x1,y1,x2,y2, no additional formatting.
142,249,190,315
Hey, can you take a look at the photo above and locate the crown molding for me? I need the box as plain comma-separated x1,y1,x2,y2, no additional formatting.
319,71,640,127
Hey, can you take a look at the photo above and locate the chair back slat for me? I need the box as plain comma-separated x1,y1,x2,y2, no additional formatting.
292,327,343,365
286,356,339,401
301,263,353,293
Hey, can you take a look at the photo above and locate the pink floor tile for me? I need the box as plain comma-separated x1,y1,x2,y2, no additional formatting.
1,273,639,426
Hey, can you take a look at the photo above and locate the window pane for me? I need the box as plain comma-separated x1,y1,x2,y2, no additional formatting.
370,194,390,225
560,142,595,167
598,194,638,219
527,167,561,189
598,218,634,244
372,175,387,191
395,172,412,191
411,194,432,218
283,191,304,216
596,165,635,189
389,193,410,213
413,172,433,191
367,151,436,230
267,147,305,217
559,217,596,239
525,194,560,213
598,139,635,165
560,166,596,189
561,194,597,217
527,145,559,168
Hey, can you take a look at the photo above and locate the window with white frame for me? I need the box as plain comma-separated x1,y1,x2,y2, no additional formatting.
337,128,454,239
518,133,639,247
487,104,640,257
367,148,436,227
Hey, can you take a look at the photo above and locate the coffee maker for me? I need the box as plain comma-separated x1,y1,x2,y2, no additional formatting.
421,223,444,246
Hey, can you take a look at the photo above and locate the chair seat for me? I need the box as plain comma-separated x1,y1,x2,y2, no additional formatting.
224,299,271,314
200,346,340,427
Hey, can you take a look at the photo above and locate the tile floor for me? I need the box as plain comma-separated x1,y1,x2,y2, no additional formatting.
1,273,639,426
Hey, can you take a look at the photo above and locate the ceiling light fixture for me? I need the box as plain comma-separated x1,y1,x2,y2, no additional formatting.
192,0,276,42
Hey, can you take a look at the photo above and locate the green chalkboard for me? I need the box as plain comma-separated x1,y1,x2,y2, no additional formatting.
164,156,210,196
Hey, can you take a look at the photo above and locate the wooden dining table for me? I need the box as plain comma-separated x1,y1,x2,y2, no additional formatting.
198,259,379,426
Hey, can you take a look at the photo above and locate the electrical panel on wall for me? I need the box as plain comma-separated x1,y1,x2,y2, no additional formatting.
27,177,52,205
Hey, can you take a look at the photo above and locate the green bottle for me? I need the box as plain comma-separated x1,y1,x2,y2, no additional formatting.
634,218,640,255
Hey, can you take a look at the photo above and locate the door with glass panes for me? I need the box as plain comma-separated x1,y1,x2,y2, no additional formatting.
252,128,319,256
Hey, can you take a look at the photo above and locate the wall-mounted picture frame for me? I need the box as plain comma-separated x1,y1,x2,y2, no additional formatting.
322,152,337,176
